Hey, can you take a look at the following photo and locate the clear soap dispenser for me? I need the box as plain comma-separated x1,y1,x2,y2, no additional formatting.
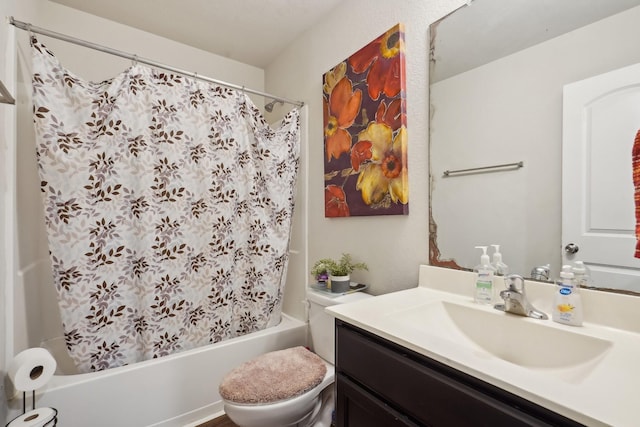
490,244,509,276
572,261,591,288
474,246,496,305
552,265,583,326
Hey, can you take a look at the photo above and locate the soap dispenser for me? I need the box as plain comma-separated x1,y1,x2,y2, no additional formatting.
490,244,509,276
474,246,496,305
572,261,591,288
552,265,583,326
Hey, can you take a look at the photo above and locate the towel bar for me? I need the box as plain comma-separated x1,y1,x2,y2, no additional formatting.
443,161,523,177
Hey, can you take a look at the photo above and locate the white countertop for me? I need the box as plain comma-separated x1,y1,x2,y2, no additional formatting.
326,265,640,427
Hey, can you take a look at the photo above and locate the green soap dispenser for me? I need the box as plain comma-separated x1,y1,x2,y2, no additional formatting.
474,246,496,304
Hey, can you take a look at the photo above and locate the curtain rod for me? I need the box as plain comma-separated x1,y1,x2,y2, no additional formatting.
8,17,304,108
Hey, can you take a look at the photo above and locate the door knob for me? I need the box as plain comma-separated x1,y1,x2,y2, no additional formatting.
564,243,579,254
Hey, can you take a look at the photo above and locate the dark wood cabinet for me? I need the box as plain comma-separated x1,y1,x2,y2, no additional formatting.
336,374,419,427
335,320,585,427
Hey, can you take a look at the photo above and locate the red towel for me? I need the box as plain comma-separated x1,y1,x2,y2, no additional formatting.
633,129,640,258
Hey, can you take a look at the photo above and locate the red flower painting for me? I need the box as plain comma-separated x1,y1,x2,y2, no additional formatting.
322,24,408,217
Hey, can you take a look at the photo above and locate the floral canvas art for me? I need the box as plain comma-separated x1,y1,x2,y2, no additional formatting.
323,23,408,217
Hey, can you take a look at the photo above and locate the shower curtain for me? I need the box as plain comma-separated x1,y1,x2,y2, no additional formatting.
30,38,300,373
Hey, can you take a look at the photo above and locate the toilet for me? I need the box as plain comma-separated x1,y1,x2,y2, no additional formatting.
219,288,372,427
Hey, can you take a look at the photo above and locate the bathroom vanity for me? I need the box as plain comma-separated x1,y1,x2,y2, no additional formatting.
335,320,581,426
327,265,640,427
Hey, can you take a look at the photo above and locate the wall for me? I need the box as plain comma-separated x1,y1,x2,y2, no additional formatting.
1,0,17,420
266,0,467,319
430,6,640,279
2,0,468,405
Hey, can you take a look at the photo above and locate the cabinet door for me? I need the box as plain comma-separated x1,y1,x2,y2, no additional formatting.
336,374,420,427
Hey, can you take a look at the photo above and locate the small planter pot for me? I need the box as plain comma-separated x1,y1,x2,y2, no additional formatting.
315,273,329,287
330,275,351,293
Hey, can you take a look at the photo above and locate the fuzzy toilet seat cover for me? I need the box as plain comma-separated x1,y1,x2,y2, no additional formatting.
219,346,327,404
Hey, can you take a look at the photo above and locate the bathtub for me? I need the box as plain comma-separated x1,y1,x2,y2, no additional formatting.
6,314,307,427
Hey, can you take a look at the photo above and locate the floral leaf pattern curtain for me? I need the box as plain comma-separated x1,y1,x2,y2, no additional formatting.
31,38,300,373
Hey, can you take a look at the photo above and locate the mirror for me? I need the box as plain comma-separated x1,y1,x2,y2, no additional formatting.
429,0,640,293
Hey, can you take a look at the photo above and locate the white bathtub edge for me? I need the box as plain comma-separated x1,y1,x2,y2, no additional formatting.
6,314,307,427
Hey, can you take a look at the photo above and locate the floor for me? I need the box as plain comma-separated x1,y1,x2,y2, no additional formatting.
196,414,239,427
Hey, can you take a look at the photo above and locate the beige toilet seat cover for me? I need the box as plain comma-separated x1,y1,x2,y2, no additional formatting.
219,346,327,404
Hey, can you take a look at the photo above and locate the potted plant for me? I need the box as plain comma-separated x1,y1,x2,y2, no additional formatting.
311,253,368,293
310,258,333,286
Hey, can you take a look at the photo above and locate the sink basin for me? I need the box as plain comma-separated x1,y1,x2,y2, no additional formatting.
387,300,612,381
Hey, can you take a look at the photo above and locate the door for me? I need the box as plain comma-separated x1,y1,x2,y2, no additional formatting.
563,62,640,292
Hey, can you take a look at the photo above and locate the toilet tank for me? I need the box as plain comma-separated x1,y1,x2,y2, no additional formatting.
306,288,372,364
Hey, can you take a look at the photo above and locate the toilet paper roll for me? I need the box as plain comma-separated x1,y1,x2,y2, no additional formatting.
7,407,57,427
8,348,57,392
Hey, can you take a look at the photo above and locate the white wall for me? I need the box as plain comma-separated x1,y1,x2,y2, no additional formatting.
1,0,17,421
266,0,467,320
430,6,640,279
2,0,469,408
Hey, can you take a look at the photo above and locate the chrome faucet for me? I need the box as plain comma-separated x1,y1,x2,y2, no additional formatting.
530,264,550,281
494,274,548,320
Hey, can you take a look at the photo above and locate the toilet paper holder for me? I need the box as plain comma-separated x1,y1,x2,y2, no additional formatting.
5,391,58,427
5,348,59,427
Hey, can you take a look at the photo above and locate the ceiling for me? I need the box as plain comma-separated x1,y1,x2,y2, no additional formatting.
431,0,640,82
51,0,342,68
52,0,640,76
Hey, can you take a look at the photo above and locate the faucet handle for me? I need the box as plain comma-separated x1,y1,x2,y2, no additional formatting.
504,274,525,293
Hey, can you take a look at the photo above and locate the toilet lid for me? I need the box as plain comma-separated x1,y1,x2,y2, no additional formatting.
219,346,327,404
